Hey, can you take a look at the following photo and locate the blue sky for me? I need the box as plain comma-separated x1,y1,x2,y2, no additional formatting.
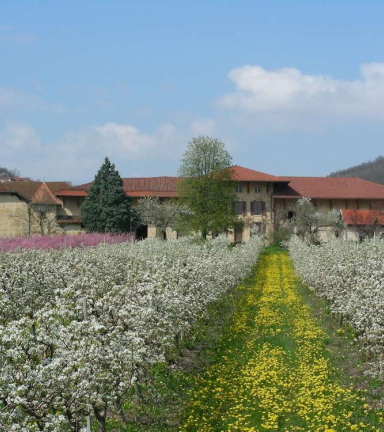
1,0,384,183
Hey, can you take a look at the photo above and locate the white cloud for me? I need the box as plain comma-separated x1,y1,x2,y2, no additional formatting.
94,123,157,157
219,62,384,120
1,122,184,182
0,87,63,113
190,119,216,135
0,124,41,155
90,122,179,159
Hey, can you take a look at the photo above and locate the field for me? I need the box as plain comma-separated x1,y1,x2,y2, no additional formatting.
1,235,384,431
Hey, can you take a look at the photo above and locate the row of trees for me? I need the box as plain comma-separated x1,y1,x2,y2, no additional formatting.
81,136,238,237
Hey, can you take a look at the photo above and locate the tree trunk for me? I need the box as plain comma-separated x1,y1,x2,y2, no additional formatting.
116,399,128,425
93,406,107,432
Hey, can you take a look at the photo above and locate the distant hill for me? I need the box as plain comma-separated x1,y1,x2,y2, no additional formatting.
0,166,20,179
329,156,384,185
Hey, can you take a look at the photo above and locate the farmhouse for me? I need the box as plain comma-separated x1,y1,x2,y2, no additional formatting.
55,165,384,241
0,181,71,237
2,165,384,240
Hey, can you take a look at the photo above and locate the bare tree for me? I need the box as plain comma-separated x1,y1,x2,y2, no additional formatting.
13,202,62,236
28,203,62,235
135,197,192,239
292,197,345,244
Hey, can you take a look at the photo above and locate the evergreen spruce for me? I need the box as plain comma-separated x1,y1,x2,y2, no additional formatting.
82,157,131,233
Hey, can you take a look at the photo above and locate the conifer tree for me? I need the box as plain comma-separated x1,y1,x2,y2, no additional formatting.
82,157,131,233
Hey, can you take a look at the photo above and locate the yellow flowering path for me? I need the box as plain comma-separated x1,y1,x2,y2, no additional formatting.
180,250,383,432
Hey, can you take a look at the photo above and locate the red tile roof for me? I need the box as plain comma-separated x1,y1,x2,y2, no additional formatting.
31,183,61,205
273,177,384,199
55,189,88,197
45,182,72,193
1,181,65,204
126,191,178,197
60,168,281,197
1,181,41,200
57,216,83,225
230,165,281,182
123,177,179,193
341,209,384,226
58,177,180,198
54,166,384,201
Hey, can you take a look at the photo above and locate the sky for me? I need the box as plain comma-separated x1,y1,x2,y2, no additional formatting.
1,0,384,184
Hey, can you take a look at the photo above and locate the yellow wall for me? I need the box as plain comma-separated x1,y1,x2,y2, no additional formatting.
0,195,28,237
233,181,274,238
57,196,85,216
61,224,84,234
0,196,61,237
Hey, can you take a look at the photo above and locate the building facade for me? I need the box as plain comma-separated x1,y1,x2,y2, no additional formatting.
0,181,71,237
2,166,384,240
54,165,384,241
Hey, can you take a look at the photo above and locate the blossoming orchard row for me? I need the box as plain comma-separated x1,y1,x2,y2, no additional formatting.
289,236,384,378
0,235,262,431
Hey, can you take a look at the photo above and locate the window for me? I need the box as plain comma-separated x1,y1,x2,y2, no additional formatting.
255,185,261,194
235,184,242,193
233,201,246,215
287,210,295,220
251,201,265,215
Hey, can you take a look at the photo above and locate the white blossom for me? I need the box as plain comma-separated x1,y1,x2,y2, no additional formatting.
0,235,263,430
289,236,384,378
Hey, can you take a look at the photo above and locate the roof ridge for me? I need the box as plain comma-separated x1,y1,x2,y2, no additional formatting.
123,176,179,180
231,164,278,176
31,182,61,205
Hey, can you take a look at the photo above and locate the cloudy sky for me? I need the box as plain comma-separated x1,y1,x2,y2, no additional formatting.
1,0,384,184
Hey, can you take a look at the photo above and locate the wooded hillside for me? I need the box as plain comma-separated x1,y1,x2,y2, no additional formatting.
329,156,384,185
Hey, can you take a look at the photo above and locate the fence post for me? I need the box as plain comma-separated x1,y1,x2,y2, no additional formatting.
81,297,91,432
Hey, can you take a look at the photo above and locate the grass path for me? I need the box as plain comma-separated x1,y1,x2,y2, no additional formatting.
179,250,383,431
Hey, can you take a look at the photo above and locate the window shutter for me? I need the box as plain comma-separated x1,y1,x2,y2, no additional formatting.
261,201,266,214
242,201,247,215
251,201,255,215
